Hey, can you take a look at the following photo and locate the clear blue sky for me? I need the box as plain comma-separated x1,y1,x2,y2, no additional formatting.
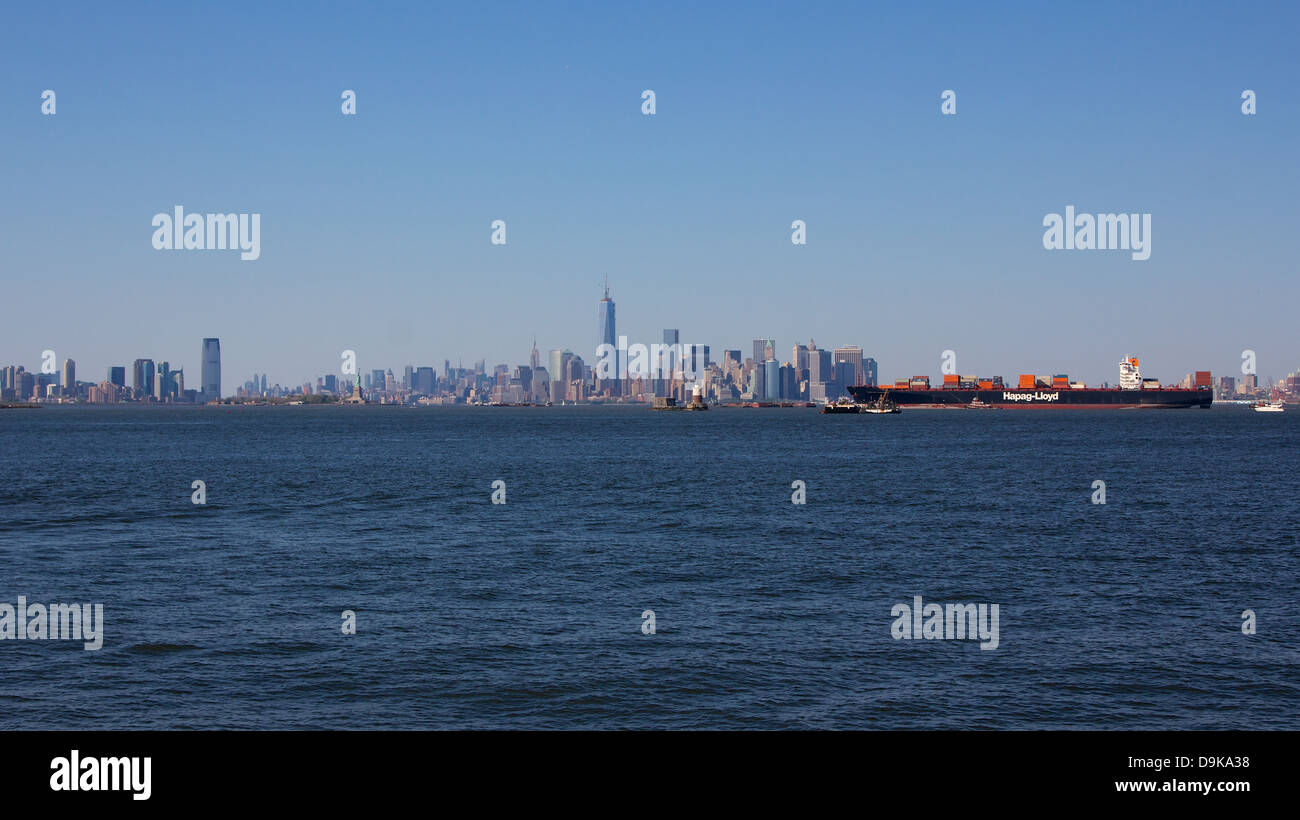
2,1,1297,388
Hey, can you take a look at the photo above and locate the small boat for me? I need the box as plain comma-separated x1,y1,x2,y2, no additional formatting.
966,397,995,409
860,394,901,414
821,398,861,414
1254,384,1285,412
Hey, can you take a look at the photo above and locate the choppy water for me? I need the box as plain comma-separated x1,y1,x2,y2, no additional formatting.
1,405,1296,729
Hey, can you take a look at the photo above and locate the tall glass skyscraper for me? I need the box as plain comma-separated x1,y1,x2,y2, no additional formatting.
657,328,679,397
597,279,618,394
133,358,155,399
752,338,774,399
201,338,221,401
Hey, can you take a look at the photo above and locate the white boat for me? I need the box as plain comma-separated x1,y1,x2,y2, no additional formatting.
860,395,901,414
1254,384,1285,412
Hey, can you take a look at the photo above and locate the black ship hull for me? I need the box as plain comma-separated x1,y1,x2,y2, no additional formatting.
846,386,1212,409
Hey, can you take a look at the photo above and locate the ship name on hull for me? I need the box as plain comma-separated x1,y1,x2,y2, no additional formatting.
1001,391,1060,402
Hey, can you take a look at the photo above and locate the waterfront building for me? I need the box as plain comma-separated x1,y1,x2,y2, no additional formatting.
133,358,155,399
155,361,170,400
62,358,76,397
201,338,221,401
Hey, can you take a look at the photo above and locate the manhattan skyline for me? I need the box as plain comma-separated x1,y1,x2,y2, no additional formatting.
2,2,1298,386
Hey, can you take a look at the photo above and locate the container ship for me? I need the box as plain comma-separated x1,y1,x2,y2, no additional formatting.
847,357,1213,409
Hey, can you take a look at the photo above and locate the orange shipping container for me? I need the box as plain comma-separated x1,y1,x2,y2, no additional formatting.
1018,374,1036,388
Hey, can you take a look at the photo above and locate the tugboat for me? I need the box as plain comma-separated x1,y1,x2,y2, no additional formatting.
965,397,996,409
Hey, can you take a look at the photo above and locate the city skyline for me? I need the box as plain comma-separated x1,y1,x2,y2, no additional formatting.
2,4,1297,388
7,306,1298,405
5,276,1299,397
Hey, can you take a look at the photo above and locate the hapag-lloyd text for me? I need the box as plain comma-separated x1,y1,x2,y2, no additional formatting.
1002,391,1060,402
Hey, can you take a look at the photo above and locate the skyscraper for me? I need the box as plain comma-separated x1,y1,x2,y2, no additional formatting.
834,360,856,391
597,279,619,395
133,358,155,399
656,328,679,397
792,343,810,399
792,344,809,372
779,363,796,400
108,366,125,388
414,367,436,395
751,338,774,399
155,361,170,400
809,348,833,402
864,357,878,387
550,349,574,403
62,358,75,396
201,338,221,401
549,349,573,383
833,346,864,386
680,344,709,380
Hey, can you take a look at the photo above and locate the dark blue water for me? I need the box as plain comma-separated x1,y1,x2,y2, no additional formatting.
1,405,1296,729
